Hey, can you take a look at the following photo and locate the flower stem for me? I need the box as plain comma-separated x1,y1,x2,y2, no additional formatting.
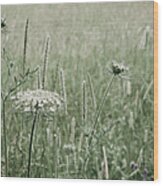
27,107,38,177
2,101,8,176
88,74,115,147
82,74,115,174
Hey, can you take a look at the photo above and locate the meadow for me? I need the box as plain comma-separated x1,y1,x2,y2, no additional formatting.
1,2,154,180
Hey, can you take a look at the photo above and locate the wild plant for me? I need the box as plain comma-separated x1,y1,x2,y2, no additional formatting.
83,62,129,171
87,73,97,112
1,64,38,176
88,62,128,147
23,18,29,76
81,80,87,125
11,89,63,177
59,68,68,115
42,37,50,90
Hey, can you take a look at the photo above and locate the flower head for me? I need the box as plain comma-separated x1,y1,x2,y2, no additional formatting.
11,89,64,113
111,61,127,75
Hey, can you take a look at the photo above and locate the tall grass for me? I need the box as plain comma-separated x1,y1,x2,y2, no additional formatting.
23,18,29,76
81,80,87,125
59,68,68,115
1,99,8,176
42,37,50,90
27,103,39,177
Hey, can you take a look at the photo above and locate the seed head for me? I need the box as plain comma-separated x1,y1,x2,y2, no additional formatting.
111,61,127,75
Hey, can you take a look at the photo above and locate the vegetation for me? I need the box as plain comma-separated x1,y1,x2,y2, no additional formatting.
1,2,154,180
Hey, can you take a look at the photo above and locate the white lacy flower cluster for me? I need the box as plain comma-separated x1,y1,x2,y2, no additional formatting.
11,89,64,113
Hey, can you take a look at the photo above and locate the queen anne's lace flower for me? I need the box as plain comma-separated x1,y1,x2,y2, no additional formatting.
11,89,64,113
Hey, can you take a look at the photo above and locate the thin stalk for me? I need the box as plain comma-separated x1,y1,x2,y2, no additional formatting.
37,67,41,89
70,117,76,144
87,73,97,111
66,155,69,176
53,60,60,90
81,80,87,125
82,75,115,173
59,68,68,115
2,101,8,176
88,74,115,147
102,146,109,179
42,37,50,90
23,18,29,76
27,106,39,177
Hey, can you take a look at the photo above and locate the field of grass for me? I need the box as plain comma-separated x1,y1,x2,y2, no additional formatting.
1,2,154,180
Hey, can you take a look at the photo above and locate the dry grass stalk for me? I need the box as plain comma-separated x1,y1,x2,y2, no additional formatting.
87,73,97,111
37,67,42,89
81,80,87,125
102,146,109,179
59,68,68,115
42,37,50,89
70,117,76,144
23,18,29,76
78,132,84,153
127,81,132,96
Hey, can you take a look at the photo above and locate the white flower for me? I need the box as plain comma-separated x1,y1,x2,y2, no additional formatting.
11,89,64,113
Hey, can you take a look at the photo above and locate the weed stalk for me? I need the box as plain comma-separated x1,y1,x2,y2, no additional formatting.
59,68,68,115
27,103,39,177
2,100,8,176
42,37,50,89
82,80,87,125
88,74,115,147
23,18,29,76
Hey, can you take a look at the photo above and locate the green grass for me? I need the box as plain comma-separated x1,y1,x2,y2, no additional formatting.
1,2,154,180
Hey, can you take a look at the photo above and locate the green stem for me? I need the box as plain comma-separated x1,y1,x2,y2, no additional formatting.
82,75,115,173
27,108,38,177
2,101,8,176
88,74,115,147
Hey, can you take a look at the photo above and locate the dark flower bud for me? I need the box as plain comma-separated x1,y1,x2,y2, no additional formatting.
130,161,138,171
